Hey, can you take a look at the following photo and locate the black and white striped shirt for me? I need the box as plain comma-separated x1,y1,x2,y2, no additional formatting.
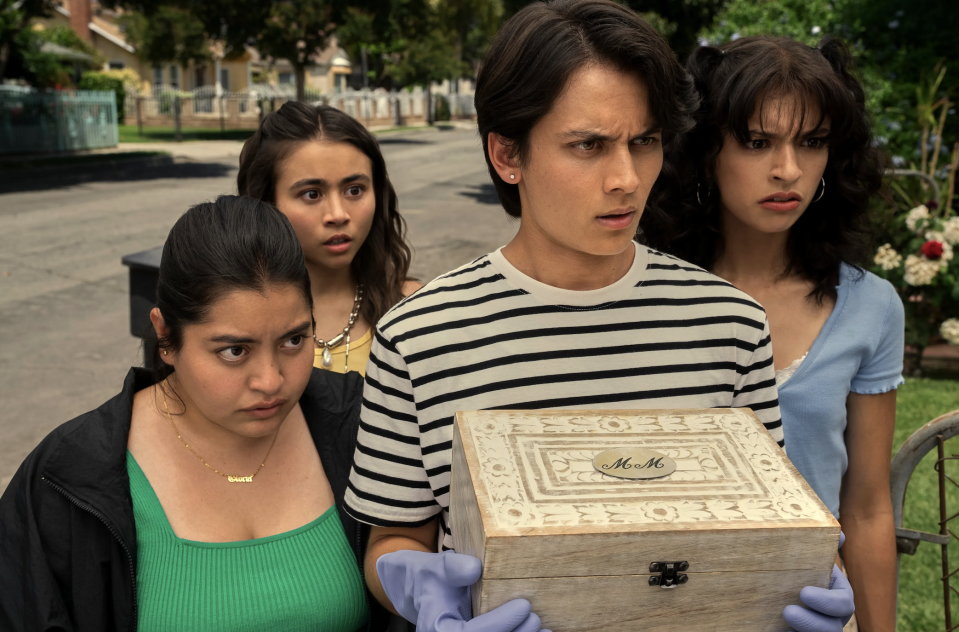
344,243,783,550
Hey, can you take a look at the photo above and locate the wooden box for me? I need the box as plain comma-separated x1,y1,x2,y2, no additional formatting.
450,409,840,632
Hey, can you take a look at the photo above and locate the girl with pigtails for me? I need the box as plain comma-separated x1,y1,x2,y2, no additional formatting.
642,36,902,631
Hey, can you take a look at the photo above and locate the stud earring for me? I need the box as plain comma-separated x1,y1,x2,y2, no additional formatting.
509,174,515,180
162,350,168,355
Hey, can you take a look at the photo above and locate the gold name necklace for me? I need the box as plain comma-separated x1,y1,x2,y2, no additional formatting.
160,386,279,483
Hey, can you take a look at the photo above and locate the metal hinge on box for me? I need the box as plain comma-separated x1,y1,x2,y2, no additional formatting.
649,561,689,588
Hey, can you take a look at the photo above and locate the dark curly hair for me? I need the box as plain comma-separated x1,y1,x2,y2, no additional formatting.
237,101,413,327
639,36,886,304
475,0,698,218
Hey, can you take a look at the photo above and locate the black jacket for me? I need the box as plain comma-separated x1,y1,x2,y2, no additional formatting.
0,367,392,632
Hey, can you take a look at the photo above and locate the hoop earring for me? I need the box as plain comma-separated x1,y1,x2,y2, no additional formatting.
813,177,825,203
696,182,710,206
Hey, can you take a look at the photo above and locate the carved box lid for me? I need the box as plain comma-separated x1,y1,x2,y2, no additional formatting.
450,408,839,580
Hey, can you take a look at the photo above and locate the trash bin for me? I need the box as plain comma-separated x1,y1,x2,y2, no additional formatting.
121,246,162,368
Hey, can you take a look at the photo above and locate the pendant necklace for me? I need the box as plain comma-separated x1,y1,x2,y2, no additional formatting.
160,386,279,483
314,284,364,370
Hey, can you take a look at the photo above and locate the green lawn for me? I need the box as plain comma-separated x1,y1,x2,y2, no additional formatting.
895,377,959,631
119,125,255,143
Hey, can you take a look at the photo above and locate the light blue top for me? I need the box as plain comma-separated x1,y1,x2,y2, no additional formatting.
778,264,904,518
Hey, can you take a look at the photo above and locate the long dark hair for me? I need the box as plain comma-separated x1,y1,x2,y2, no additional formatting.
237,101,413,326
475,0,698,219
640,36,885,304
154,195,313,380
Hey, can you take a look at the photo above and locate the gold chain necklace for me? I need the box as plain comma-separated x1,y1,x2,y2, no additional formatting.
160,386,279,483
314,284,364,370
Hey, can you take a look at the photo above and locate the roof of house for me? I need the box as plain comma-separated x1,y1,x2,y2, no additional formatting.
40,40,96,61
55,2,135,53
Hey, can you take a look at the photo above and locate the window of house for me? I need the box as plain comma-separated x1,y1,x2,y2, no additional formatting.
153,66,163,87
219,68,230,92
109,61,125,70
169,65,179,89
278,72,293,85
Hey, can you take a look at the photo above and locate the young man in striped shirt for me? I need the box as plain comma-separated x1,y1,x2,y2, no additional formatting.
344,2,852,632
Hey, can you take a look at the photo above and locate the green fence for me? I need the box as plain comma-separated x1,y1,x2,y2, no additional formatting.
0,90,118,154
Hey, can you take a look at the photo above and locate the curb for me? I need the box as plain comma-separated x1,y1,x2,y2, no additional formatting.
0,155,176,191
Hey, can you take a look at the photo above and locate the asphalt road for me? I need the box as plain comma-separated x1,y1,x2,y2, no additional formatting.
0,126,517,492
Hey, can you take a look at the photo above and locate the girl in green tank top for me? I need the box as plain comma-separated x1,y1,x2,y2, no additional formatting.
125,198,376,631
0,197,390,631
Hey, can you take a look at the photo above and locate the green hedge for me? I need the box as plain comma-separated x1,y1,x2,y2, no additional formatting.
78,72,126,120
434,94,451,122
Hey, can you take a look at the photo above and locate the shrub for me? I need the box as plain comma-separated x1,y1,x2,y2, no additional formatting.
79,71,126,119
434,94,451,122
871,205,959,367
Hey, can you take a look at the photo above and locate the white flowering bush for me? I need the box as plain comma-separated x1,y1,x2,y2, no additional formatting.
874,243,902,270
942,318,959,348
905,204,931,232
871,203,959,357
944,217,959,246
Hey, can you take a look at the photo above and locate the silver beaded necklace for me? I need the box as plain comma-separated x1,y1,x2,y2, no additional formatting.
313,284,364,370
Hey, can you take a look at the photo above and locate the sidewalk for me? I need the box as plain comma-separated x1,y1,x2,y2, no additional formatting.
114,141,246,162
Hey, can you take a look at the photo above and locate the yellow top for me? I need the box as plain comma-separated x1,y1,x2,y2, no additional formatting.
313,327,373,375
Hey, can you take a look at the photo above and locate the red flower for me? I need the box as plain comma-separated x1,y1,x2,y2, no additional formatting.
926,200,939,210
922,240,944,260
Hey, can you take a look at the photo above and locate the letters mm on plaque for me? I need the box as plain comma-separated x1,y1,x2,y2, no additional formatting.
450,408,840,632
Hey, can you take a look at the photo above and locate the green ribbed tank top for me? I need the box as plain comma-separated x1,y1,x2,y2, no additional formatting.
127,452,368,632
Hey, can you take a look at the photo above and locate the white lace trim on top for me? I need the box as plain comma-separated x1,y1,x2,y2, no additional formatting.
775,352,808,386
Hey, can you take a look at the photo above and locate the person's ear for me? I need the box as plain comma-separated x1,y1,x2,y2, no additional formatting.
150,307,175,365
488,133,523,184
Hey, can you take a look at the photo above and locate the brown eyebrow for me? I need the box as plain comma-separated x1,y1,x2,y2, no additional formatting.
210,321,312,345
748,127,831,140
290,173,370,191
561,130,616,142
290,177,326,190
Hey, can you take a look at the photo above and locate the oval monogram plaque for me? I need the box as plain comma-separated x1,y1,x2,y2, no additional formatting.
592,448,677,480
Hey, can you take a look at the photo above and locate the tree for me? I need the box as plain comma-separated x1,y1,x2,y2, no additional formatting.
118,6,210,69
387,26,467,122
254,0,335,102
0,0,56,80
109,0,337,102
337,0,470,94
337,0,435,89
5,25,103,88
436,0,501,71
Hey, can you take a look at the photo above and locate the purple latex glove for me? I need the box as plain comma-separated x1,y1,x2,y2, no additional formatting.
783,532,855,632
377,550,549,632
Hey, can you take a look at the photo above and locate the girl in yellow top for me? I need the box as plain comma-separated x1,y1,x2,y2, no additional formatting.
238,103,421,375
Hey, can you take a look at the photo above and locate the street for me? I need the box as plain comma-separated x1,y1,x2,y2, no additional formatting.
0,126,517,492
